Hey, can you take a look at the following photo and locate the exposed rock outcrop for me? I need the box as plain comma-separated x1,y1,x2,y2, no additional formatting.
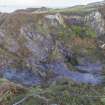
85,11,105,36
0,3,104,86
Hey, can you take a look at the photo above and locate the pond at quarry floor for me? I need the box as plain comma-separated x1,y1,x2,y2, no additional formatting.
0,61,104,86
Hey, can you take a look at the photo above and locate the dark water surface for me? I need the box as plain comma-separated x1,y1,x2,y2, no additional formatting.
1,61,104,86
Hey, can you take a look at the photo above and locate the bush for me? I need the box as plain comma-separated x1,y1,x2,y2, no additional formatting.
71,25,96,38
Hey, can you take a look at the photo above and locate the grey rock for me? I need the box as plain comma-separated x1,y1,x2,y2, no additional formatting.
85,11,105,36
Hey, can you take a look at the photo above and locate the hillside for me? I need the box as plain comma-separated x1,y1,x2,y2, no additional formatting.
0,1,105,105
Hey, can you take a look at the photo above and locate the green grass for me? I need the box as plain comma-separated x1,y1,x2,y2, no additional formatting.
0,79,8,85
20,80,105,105
0,78,105,105
71,25,96,38
48,5,96,15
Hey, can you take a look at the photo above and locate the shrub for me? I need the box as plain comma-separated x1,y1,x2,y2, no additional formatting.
71,25,96,38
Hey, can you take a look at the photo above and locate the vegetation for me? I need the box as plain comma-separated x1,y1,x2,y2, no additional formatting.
48,5,96,15
71,25,96,38
0,79,105,105
0,2,104,105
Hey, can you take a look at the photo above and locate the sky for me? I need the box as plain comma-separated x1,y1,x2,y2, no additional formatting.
0,0,103,12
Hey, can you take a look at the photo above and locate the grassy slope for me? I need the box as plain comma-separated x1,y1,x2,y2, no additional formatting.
48,4,96,15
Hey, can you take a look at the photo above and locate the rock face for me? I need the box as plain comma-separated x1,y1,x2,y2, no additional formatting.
20,25,54,65
0,3,105,86
85,11,105,36
1,3,105,105
0,12,67,85
65,16,84,26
